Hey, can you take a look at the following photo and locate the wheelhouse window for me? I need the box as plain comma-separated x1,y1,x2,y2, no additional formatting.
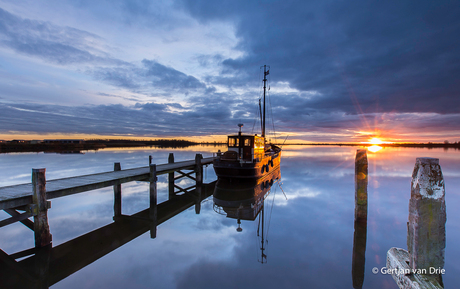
244,138,252,147
228,137,239,147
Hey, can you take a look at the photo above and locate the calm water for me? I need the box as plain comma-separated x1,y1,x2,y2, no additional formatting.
0,145,459,288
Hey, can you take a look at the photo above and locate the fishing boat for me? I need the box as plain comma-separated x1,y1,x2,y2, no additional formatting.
213,65,281,179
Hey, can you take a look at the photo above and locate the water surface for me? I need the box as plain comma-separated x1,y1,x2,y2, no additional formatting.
0,145,458,288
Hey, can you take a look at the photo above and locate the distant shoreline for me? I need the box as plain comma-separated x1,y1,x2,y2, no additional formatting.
280,142,460,149
1,139,459,153
0,139,226,154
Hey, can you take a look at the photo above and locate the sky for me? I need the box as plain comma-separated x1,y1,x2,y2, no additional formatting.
0,0,459,143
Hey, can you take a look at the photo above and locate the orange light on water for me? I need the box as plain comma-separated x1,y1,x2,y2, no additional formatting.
368,145,383,153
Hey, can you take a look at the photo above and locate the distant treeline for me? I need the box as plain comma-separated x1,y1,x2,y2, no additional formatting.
281,142,460,149
86,139,225,148
86,138,197,148
0,139,226,153
0,142,106,153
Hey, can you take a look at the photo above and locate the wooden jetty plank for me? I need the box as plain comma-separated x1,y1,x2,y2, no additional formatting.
0,157,214,210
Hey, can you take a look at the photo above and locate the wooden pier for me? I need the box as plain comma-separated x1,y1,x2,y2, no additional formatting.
0,181,216,288
0,154,215,248
0,153,217,288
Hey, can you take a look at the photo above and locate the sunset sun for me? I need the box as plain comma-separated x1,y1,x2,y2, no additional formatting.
369,138,384,145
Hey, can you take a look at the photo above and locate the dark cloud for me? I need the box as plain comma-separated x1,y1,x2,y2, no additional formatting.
178,0,460,115
89,59,208,95
0,8,209,99
1,98,459,140
0,100,234,137
142,59,206,90
0,8,124,65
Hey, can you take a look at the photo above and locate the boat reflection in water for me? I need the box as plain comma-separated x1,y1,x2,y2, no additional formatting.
213,167,281,263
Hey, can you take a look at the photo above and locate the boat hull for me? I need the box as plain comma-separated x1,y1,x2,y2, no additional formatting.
213,151,281,179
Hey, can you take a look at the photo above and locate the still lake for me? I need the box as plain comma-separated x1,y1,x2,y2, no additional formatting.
0,145,459,288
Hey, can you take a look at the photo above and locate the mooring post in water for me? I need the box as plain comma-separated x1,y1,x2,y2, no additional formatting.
113,162,122,218
408,158,446,283
195,154,203,214
149,164,158,238
352,149,368,289
387,157,446,288
32,168,52,248
355,149,368,220
168,153,175,199
149,155,152,165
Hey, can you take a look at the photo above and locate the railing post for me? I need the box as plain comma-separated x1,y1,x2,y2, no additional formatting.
149,164,158,238
168,153,175,199
32,168,52,248
113,162,122,218
195,154,203,214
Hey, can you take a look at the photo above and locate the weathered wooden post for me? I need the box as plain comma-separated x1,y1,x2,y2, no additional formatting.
352,149,368,289
32,168,52,248
168,153,175,199
387,157,446,288
113,162,122,218
354,149,368,220
149,164,158,238
195,154,203,214
408,158,446,284
149,155,152,165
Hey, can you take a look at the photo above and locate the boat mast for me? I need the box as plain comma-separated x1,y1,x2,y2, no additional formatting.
262,65,268,139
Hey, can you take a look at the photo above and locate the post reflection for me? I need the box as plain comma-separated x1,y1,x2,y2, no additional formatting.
352,149,368,289
213,167,281,263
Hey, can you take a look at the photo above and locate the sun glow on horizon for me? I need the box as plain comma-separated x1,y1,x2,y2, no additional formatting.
369,138,384,145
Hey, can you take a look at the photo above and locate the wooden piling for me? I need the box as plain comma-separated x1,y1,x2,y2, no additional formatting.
149,155,152,165
387,157,446,289
149,164,158,238
113,162,122,218
195,154,203,214
32,168,52,248
354,149,368,220
168,153,175,199
352,149,368,289
408,158,446,284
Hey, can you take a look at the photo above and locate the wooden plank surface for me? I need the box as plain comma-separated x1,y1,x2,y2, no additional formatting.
0,157,214,210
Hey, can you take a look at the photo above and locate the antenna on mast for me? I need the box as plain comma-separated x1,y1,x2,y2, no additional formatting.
238,123,244,134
